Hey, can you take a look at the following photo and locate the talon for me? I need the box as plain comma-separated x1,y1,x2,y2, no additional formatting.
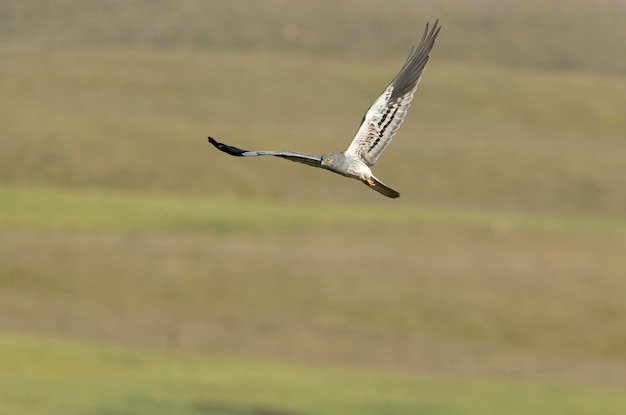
364,178,376,187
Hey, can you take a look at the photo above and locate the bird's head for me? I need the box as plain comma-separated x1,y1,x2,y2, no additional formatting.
320,152,344,172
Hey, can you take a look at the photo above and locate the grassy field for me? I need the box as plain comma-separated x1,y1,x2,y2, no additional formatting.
1,186,625,389
2,0,626,74
2,331,626,415
1,1,625,413
1,49,625,214
2,186,625,234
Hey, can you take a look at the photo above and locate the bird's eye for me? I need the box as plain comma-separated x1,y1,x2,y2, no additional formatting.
326,156,333,162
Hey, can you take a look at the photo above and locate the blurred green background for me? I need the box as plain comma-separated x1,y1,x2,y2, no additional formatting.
1,1,625,414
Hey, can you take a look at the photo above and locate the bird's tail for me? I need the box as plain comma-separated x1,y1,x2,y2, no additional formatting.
364,176,400,199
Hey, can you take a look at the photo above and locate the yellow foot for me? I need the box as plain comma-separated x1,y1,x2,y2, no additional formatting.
363,178,376,187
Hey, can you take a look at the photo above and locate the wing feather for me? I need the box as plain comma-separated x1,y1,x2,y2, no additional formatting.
208,137,322,168
346,20,441,166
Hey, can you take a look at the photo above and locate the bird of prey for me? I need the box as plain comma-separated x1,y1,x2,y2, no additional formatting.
208,20,441,199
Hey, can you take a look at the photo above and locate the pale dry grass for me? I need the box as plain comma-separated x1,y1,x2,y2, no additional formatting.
1,227,624,386
2,0,625,74
1,49,625,213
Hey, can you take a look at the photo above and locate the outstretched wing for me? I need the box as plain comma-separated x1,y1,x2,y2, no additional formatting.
208,137,322,168
346,20,441,166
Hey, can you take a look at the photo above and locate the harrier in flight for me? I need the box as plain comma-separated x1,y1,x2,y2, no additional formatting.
209,20,441,198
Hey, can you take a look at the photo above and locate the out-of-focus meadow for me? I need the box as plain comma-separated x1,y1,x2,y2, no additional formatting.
1,1,625,414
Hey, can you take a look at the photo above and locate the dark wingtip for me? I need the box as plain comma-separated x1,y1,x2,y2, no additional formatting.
207,136,249,156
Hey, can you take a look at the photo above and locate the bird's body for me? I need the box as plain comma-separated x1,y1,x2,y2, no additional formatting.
208,20,441,199
321,152,367,179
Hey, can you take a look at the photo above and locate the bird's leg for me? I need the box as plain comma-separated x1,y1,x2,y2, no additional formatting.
363,178,376,187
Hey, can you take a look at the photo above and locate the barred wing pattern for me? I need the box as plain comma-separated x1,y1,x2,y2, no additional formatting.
208,137,322,168
346,20,440,166
207,21,441,199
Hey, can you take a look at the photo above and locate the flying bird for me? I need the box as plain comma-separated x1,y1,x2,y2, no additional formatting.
208,20,441,199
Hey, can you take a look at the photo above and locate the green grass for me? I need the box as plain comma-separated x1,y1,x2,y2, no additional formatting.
2,331,625,415
1,186,625,235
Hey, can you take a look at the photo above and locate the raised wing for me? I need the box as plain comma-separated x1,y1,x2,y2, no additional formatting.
208,137,322,168
346,20,440,166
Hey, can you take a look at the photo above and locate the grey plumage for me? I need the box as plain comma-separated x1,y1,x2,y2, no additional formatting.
208,20,441,199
